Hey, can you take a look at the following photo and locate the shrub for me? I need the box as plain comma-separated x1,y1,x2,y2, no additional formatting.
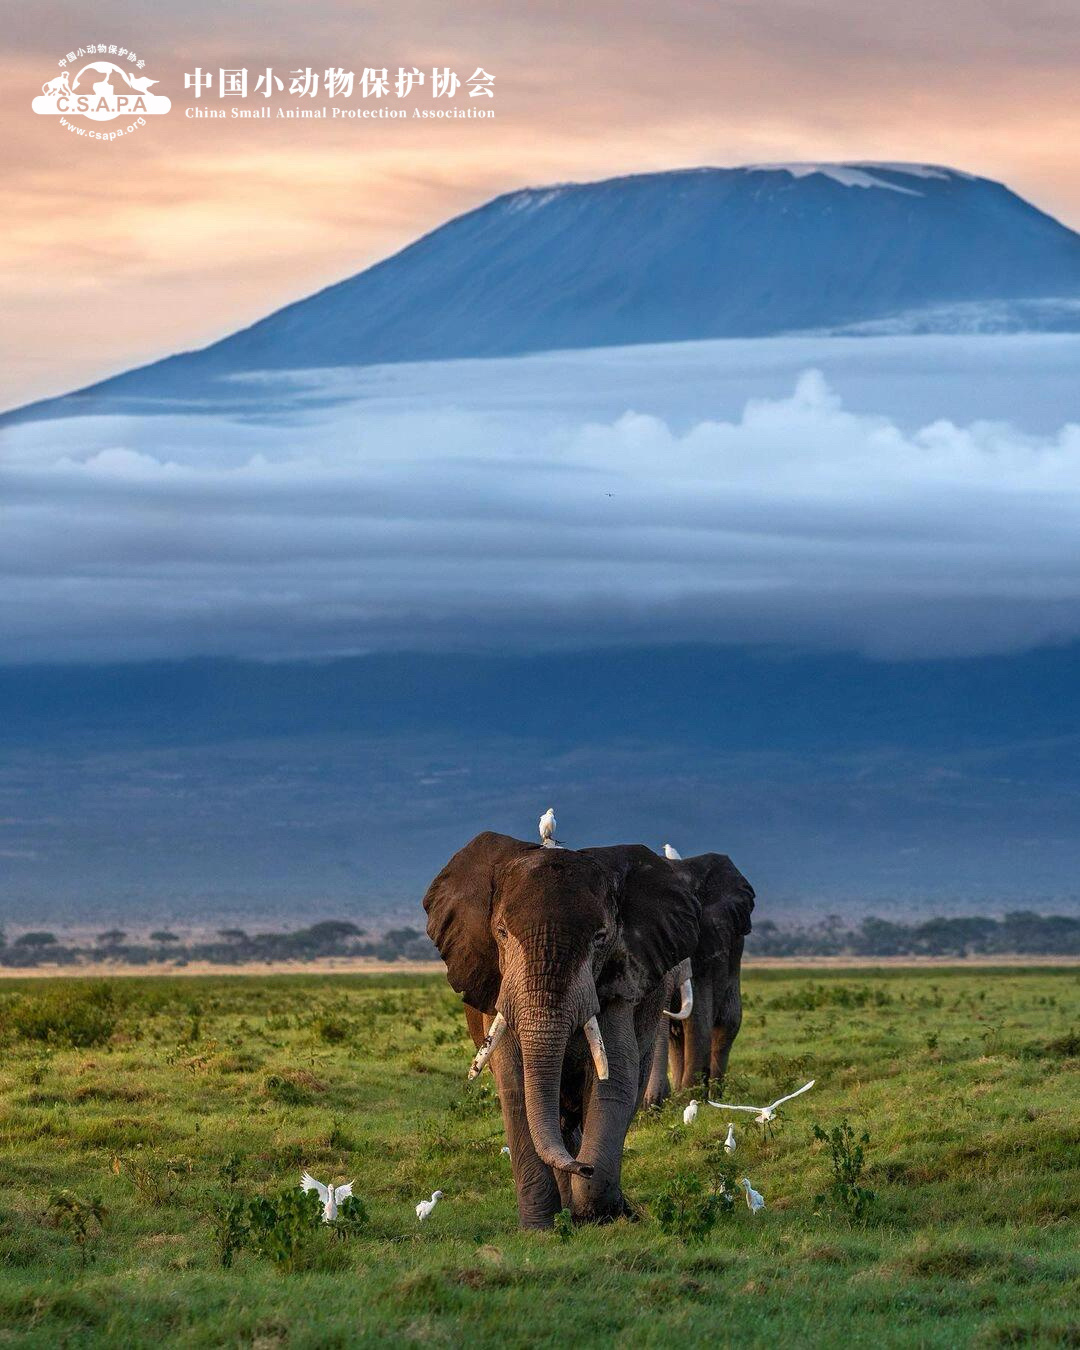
247,1189,322,1272
47,1190,106,1266
7,983,118,1047
813,1120,875,1220
653,1170,732,1241
14,931,57,947
208,1195,249,1268
332,1195,370,1239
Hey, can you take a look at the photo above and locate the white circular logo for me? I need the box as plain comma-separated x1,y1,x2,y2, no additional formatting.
33,44,170,139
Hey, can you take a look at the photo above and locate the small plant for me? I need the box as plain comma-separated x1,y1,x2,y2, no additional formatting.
331,1195,370,1239
246,1189,322,1272
925,1032,939,1051
209,1195,249,1268
218,1153,242,1185
121,1152,192,1206
553,1208,575,1242
813,1119,875,1220
47,1190,106,1265
653,1169,732,1241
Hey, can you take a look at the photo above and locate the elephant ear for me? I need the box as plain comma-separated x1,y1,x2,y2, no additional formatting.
582,845,701,998
423,832,533,1013
688,854,755,972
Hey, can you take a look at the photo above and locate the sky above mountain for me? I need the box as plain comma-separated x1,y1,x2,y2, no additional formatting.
7,0,1080,406
4,335,1080,664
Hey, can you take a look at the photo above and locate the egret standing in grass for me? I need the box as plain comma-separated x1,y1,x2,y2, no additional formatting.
416,1190,444,1222
662,843,682,860
539,808,557,847
299,1172,353,1223
683,1099,699,1125
740,1178,765,1214
724,1123,737,1154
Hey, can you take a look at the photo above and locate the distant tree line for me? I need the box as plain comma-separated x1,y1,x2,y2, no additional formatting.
748,911,1080,958
0,921,439,968
0,912,1076,967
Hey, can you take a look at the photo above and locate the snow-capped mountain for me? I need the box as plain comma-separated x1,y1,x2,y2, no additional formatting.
9,162,1080,420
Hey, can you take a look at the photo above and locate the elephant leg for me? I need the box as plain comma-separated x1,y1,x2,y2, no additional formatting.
679,977,715,1094
571,1000,641,1222
643,1020,670,1108
476,1011,562,1230
709,973,743,1091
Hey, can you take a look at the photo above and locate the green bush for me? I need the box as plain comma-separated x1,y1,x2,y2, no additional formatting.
332,1195,370,1238
813,1119,875,1220
208,1195,249,1269
653,1170,732,1241
7,983,118,1047
246,1189,323,1272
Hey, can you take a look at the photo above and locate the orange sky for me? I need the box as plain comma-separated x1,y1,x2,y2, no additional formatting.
5,0,1080,409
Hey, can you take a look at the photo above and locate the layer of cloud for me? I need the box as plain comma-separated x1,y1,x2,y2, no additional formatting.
2,338,1080,662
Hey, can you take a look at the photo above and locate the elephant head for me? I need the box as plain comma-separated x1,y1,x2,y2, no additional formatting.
666,852,755,1094
424,832,699,1190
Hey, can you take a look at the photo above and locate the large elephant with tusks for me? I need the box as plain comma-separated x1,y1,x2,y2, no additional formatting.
423,833,699,1228
645,853,755,1106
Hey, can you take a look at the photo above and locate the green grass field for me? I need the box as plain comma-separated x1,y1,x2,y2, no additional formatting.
1,968,1077,1348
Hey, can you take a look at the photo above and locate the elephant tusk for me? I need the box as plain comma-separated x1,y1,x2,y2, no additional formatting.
663,977,694,1021
583,1016,609,1081
467,1011,507,1082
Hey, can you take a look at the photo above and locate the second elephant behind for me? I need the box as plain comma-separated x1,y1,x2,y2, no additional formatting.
645,853,755,1105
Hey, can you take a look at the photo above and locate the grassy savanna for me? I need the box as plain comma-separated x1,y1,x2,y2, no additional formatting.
0,969,1076,1348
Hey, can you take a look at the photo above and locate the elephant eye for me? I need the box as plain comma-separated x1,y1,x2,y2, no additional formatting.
495,924,508,940
593,929,608,946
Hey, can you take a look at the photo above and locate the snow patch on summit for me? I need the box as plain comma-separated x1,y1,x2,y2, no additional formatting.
746,163,924,195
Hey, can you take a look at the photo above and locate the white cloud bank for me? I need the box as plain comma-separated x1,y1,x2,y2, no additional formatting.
2,337,1080,662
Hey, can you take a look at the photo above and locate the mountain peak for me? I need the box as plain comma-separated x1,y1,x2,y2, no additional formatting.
6,162,1080,424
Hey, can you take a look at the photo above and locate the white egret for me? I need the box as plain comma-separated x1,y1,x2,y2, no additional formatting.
416,1190,444,1222
724,1123,736,1154
662,844,682,860
707,1080,815,1131
682,1099,699,1125
740,1178,765,1214
539,808,557,846
299,1172,353,1223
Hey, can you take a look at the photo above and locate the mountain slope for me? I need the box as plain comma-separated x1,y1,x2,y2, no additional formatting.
9,162,1080,421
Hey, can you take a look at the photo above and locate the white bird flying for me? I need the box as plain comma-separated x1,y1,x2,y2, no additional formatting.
724,1123,737,1154
683,1099,699,1125
539,808,557,846
299,1172,353,1223
740,1178,765,1214
707,1080,815,1129
662,844,682,860
416,1190,444,1222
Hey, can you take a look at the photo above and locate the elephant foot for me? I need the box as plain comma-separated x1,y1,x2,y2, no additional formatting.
571,1188,635,1225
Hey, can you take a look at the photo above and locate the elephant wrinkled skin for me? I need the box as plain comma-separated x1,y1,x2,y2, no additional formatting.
645,853,755,1107
423,832,700,1228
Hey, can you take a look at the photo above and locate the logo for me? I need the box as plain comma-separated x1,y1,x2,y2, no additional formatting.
33,45,170,139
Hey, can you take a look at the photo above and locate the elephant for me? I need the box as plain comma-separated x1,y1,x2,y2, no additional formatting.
423,832,700,1228
644,853,755,1107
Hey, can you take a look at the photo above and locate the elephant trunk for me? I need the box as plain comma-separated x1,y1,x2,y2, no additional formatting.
508,960,602,1178
518,1022,594,1177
